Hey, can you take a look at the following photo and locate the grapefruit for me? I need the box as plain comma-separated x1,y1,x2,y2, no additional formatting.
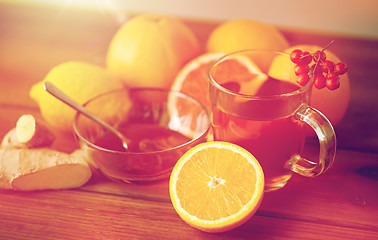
106,14,200,88
171,52,267,111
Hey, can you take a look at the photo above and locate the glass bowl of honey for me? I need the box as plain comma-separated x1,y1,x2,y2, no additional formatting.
73,88,210,182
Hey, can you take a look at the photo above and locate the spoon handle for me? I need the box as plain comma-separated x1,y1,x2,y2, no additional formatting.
43,82,128,149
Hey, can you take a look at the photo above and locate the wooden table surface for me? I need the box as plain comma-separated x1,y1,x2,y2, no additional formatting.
0,3,377,240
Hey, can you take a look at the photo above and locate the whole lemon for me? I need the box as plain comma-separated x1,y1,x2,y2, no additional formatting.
30,61,125,132
106,14,200,88
268,45,350,128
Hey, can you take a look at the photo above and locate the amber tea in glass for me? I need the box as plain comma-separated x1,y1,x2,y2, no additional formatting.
208,50,336,192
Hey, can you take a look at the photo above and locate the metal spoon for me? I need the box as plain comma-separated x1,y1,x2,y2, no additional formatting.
43,82,129,150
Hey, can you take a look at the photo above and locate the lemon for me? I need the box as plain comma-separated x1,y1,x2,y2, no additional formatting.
30,61,125,132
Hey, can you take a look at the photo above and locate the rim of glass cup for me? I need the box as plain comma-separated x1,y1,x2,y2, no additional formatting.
73,87,211,155
208,49,314,100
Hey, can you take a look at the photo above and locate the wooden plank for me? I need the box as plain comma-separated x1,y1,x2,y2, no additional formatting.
259,146,378,228
0,189,376,240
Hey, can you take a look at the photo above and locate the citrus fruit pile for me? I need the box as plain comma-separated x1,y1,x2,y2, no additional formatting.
31,14,349,133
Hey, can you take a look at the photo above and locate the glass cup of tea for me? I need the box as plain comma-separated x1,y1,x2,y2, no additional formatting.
73,88,210,182
208,49,336,192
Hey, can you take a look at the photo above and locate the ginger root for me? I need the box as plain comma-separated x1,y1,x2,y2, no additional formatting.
0,114,92,191
16,114,55,147
0,148,92,191
1,114,55,149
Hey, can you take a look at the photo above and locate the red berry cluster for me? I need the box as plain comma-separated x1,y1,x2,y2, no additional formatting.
289,48,348,90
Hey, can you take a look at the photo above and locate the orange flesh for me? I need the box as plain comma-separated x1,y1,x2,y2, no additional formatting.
175,147,256,220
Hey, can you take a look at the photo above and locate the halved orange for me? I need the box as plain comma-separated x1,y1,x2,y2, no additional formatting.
169,141,264,233
171,53,267,111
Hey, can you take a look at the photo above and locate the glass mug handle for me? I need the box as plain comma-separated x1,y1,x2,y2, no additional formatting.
286,104,336,177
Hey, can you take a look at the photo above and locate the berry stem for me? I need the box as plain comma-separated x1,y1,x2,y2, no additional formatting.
322,40,334,52
316,40,334,62
311,40,335,78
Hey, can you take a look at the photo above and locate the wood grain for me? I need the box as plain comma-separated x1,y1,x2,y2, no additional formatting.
1,187,377,240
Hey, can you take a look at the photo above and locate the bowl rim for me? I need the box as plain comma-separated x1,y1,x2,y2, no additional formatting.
73,87,211,155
